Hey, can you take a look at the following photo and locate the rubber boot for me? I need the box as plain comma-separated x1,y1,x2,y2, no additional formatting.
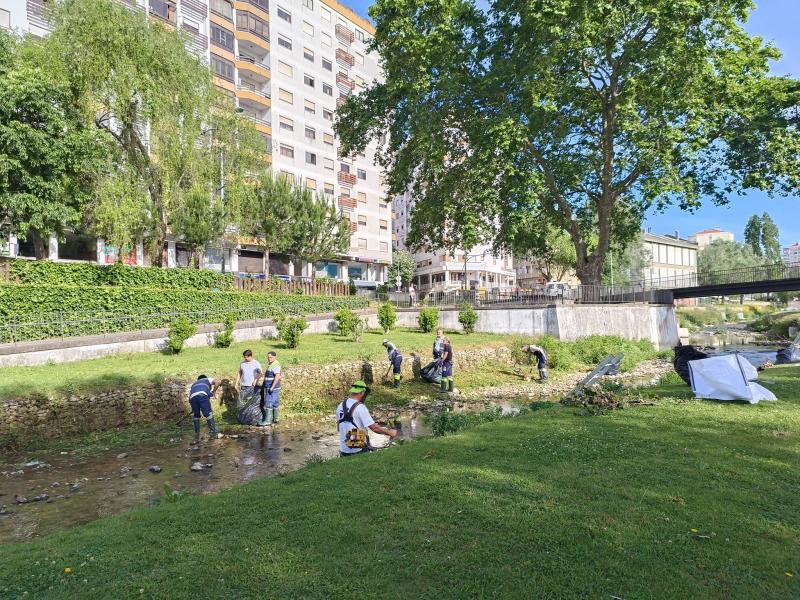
448,377,454,392
260,408,274,426
193,417,201,437
439,379,448,393
272,407,279,424
207,416,222,438
539,368,548,383
394,374,401,388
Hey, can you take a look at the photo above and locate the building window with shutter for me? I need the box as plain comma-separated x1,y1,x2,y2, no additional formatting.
279,89,294,104
280,144,294,158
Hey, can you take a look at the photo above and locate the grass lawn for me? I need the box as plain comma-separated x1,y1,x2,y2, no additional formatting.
1,367,797,598
0,329,510,402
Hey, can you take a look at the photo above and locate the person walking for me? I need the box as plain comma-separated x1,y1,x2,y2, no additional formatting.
189,375,222,439
336,380,398,456
408,283,417,307
440,337,454,393
234,349,262,410
382,339,403,388
259,351,283,426
522,344,548,382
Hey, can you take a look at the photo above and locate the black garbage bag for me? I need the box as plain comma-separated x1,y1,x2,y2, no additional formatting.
238,398,263,425
420,359,442,384
673,345,708,386
776,345,800,365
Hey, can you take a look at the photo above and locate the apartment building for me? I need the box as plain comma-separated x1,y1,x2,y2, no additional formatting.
688,228,735,249
1,0,390,285
393,191,516,292
642,231,698,283
783,242,800,265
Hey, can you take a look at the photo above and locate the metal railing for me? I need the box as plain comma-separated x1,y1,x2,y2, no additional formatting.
634,261,800,291
237,81,271,99
237,53,271,71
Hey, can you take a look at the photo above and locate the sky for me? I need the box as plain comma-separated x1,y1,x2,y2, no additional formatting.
345,0,800,246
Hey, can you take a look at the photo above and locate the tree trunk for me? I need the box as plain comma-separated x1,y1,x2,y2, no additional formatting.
264,249,270,277
30,230,49,260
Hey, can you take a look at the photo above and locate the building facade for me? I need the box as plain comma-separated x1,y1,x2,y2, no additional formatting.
688,228,735,249
783,242,800,264
642,231,698,284
0,0,390,286
393,191,515,292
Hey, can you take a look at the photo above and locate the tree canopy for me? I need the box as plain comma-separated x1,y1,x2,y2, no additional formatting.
698,239,761,276
291,188,351,281
337,0,800,284
743,212,781,263
388,249,416,287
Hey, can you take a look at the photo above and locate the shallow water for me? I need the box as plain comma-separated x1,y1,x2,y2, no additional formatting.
0,412,431,544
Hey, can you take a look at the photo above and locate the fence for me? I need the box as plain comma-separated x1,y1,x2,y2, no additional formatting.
633,261,800,291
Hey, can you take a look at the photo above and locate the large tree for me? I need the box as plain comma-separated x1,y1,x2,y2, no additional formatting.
760,212,781,264
744,215,763,257
497,211,576,282
291,188,350,282
698,239,761,277
337,0,800,284
388,249,415,287
0,29,108,258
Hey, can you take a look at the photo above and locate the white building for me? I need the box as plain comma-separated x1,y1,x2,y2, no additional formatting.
1,0,390,286
642,231,698,283
688,228,735,250
393,191,515,292
783,242,800,264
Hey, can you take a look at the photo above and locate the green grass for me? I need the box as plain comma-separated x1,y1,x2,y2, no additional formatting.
1,367,797,598
750,310,800,339
0,329,510,402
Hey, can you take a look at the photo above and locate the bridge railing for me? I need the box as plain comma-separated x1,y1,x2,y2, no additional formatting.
634,261,800,291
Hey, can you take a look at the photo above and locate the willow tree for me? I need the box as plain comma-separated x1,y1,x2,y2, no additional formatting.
337,0,800,284
46,0,264,264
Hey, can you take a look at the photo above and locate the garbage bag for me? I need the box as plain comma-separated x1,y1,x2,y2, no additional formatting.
238,398,263,425
775,345,800,365
420,360,442,384
674,345,708,386
688,353,776,404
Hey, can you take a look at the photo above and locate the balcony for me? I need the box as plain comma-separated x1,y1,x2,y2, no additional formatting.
336,95,348,109
238,53,270,71
336,48,355,68
336,72,355,91
338,171,357,186
149,0,177,24
182,22,209,56
339,195,357,210
237,53,270,80
237,79,271,102
349,222,359,233
336,23,355,44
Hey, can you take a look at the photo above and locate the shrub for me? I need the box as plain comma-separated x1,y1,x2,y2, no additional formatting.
334,308,360,337
166,317,196,354
428,407,505,436
418,307,439,333
377,302,397,333
510,334,658,373
457,302,478,334
276,314,308,348
213,313,236,348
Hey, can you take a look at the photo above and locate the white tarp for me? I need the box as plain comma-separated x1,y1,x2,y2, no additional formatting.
688,353,777,404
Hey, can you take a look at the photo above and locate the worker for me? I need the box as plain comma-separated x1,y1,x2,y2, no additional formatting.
432,327,445,359
259,351,282,426
337,380,398,456
440,337,454,393
234,349,262,410
189,375,223,439
522,344,548,382
382,339,403,388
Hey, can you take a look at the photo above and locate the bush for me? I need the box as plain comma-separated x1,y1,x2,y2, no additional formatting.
334,308,360,337
418,307,439,333
510,334,658,373
458,302,478,334
166,317,197,354
377,302,397,333
276,314,308,348
213,313,236,348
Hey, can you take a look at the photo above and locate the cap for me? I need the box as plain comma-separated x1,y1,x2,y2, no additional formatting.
349,380,370,394
382,339,389,345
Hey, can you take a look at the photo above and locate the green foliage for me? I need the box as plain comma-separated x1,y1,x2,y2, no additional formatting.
524,335,658,373
334,308,360,338
498,218,576,283
377,302,397,333
213,314,236,349
602,232,650,286
744,213,781,263
166,317,196,354
0,284,367,343
291,186,350,281
698,240,762,278
172,185,224,260
750,310,800,339
387,249,415,286
428,407,505,437
417,308,440,333
457,302,477,334
348,278,357,295
744,215,763,257
240,173,298,274
6,259,234,289
275,314,308,349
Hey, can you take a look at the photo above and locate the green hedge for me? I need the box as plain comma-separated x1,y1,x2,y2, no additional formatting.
4,259,234,290
0,284,368,343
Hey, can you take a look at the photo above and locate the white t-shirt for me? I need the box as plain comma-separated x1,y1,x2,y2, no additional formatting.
336,398,375,454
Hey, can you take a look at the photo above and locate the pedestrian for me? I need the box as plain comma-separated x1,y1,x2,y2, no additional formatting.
432,327,445,359
259,351,282,426
382,339,403,388
440,337,454,393
522,344,548,382
189,375,223,439
337,380,398,456
234,349,262,410
408,283,416,306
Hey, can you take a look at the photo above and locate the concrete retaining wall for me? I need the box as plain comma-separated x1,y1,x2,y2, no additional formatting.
397,304,678,349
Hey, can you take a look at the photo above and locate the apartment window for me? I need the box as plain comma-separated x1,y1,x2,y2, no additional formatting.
357,169,367,180
304,99,316,116
321,6,331,21
322,57,332,72
278,61,293,77
302,21,314,37
306,178,317,190
358,192,367,203
279,88,294,104
277,6,291,22
279,116,294,132
305,127,316,141
358,215,367,227
323,109,334,121
306,152,317,165
322,32,332,47
355,51,364,65
280,171,295,184
341,163,351,173
304,47,314,62
211,55,235,81
280,144,295,158
323,158,334,171
183,17,200,33
324,183,335,195
379,219,388,231
278,35,292,50
355,29,365,42
304,74,315,88
323,132,334,146
358,238,367,249
236,12,269,40
355,75,365,88
303,0,314,9
322,83,333,96
210,0,233,20
380,201,388,209
380,241,389,252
